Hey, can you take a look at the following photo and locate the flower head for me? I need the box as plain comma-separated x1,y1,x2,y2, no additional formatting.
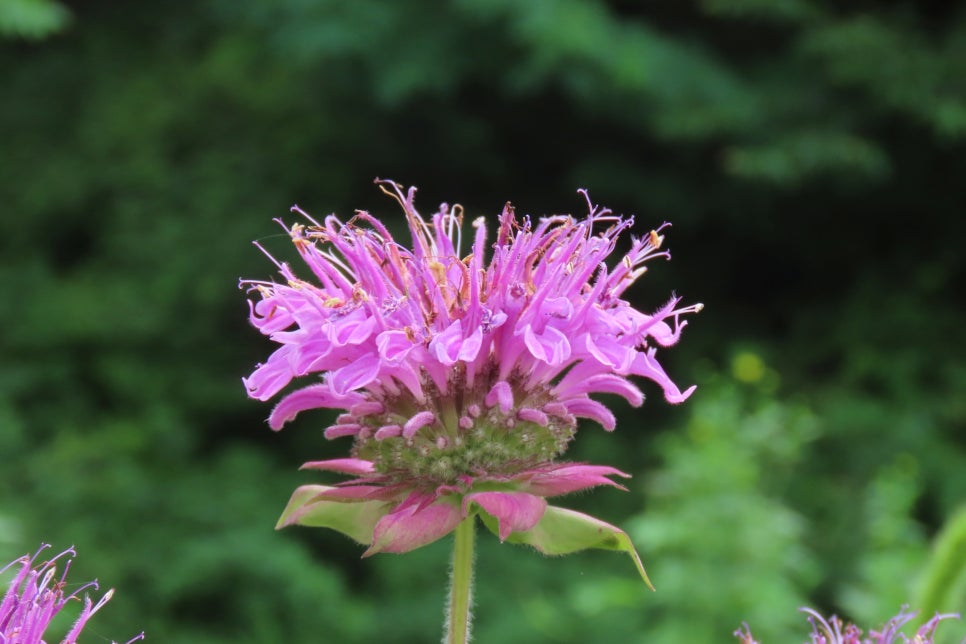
734,607,960,643
0,544,144,644
243,180,700,568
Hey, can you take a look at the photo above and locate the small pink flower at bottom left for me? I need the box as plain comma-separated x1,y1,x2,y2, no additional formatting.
0,544,144,644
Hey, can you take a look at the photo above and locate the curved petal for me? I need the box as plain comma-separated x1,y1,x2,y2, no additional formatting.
542,296,573,320
333,314,376,346
582,333,634,372
630,349,696,404
553,373,643,406
376,329,415,363
521,464,630,497
329,354,382,395
464,491,547,542
429,319,464,366
269,385,366,429
299,458,376,475
243,346,296,401
458,326,484,362
523,325,571,366
564,398,617,431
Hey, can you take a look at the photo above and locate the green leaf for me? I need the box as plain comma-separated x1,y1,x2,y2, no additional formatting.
481,505,654,590
275,485,391,545
0,0,71,39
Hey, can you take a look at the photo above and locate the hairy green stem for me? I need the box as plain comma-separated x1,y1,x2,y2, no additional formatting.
445,517,475,644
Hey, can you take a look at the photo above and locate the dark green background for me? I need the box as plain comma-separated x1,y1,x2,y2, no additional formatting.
2,1,964,642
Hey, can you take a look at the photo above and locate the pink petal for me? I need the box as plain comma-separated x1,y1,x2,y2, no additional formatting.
299,458,376,475
248,297,294,334
429,319,461,365
555,373,643,406
522,464,630,497
541,296,573,320
464,491,547,541
268,384,366,429
364,498,463,555
630,349,696,404
523,325,571,365
458,326,484,362
243,345,296,401
564,398,617,430
485,381,514,413
332,314,376,346
329,354,382,395
429,319,473,366
376,330,415,363
582,334,634,371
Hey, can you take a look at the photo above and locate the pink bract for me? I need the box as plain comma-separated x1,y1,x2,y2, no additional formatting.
243,180,700,555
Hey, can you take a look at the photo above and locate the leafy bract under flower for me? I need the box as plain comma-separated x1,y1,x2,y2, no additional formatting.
243,180,700,575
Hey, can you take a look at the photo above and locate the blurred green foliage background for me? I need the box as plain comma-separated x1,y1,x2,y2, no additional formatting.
1,1,965,642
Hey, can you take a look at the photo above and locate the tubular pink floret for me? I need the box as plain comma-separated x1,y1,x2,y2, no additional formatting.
564,398,617,431
517,408,549,426
485,381,514,413
403,411,437,438
375,425,404,440
268,385,366,430
324,424,362,440
351,401,385,416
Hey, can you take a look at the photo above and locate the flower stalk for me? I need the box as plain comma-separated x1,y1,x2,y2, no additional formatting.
445,517,476,644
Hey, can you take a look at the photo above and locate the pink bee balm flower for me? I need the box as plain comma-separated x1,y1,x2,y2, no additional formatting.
0,544,144,644
243,180,700,579
735,607,960,643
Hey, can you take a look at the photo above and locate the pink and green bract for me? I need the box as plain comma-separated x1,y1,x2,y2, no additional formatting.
243,180,700,578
